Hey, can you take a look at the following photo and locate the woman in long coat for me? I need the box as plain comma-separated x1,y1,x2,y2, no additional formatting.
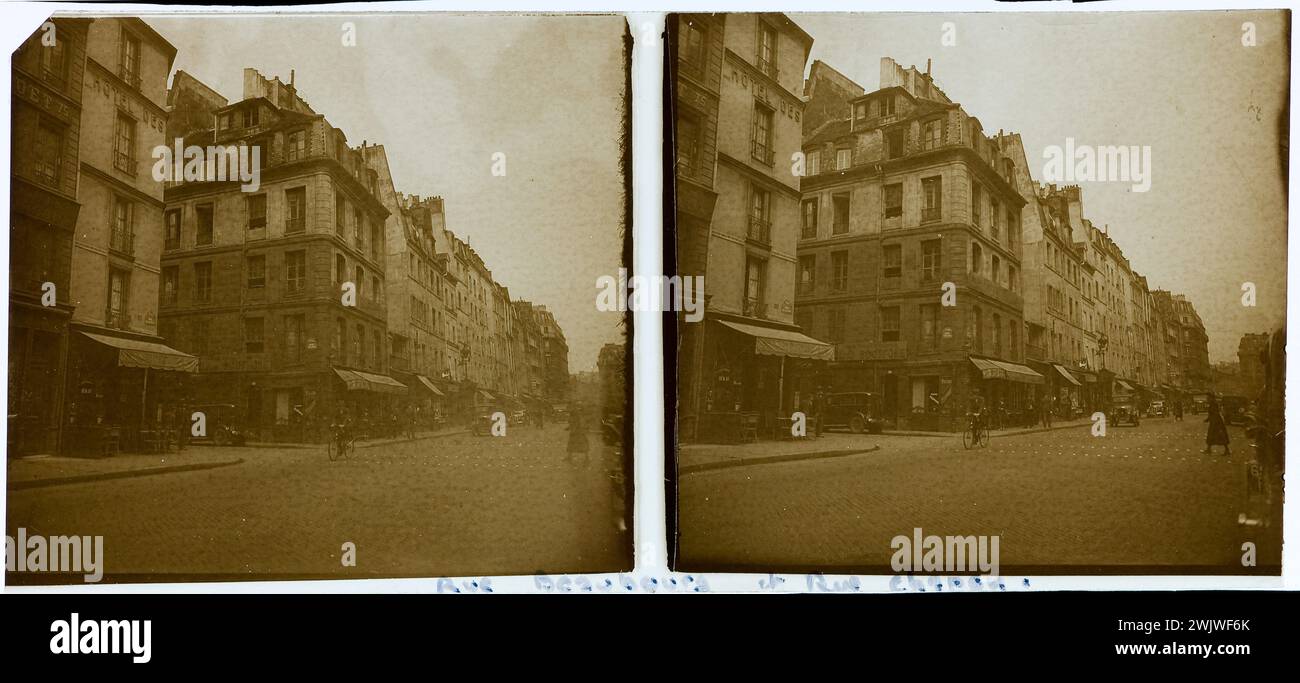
566,403,589,464
1205,394,1231,456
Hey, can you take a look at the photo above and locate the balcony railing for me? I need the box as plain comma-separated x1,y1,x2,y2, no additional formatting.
742,297,765,318
921,207,941,223
751,140,774,166
285,217,306,234
113,151,137,176
747,216,771,245
107,310,129,330
109,230,134,256
757,58,779,81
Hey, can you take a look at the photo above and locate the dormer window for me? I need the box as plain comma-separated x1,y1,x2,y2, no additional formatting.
881,94,896,116
242,106,259,128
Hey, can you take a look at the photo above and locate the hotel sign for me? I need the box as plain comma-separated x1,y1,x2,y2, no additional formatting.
13,73,76,123
88,70,166,134
724,53,801,124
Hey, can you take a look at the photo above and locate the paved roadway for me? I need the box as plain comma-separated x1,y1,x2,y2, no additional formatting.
678,417,1280,573
7,423,629,582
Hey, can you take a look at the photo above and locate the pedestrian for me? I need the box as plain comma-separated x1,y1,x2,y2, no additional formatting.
812,388,826,438
1204,394,1230,456
1041,395,1053,428
566,402,589,465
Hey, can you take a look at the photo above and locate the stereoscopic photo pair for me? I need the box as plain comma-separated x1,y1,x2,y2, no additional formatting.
5,10,1288,584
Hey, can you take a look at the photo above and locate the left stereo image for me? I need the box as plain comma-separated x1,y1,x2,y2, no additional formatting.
7,13,633,583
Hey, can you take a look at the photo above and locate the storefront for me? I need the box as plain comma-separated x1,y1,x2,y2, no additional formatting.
687,316,834,443
64,329,198,455
969,356,1046,425
332,368,409,434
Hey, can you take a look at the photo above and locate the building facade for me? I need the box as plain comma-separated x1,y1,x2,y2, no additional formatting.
160,68,397,440
9,18,92,455
796,57,1034,429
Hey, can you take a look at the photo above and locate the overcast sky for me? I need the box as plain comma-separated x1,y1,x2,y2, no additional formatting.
792,11,1288,362
147,13,628,372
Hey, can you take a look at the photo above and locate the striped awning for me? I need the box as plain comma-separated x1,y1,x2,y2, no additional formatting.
333,368,408,395
81,331,198,373
415,375,444,397
1115,379,1135,392
970,357,1046,385
1051,364,1082,387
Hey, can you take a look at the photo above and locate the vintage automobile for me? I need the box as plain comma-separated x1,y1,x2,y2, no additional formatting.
187,403,247,446
1109,399,1141,427
821,392,887,434
1220,395,1250,426
1147,400,1166,417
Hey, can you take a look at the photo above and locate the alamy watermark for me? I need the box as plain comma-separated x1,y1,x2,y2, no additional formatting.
5,528,104,582
1042,137,1151,192
890,527,1000,578
152,138,261,192
596,268,704,323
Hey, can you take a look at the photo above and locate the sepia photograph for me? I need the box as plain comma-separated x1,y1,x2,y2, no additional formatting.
669,11,1287,575
7,12,632,582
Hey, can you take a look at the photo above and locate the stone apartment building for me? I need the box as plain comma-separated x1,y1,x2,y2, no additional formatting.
160,68,399,438
9,18,92,455
673,13,830,439
796,57,1035,429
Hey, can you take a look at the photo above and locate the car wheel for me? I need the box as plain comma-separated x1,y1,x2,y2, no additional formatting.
849,416,865,434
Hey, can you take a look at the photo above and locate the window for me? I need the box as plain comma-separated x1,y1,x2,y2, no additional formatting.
1009,265,1018,293
748,185,771,243
373,330,382,369
371,222,383,261
886,128,904,159
353,208,364,247
971,242,983,275
801,198,818,239
921,176,942,222
751,102,774,165
335,192,347,235
247,254,266,289
165,209,181,250
807,149,820,176
107,268,129,329
244,318,265,353
744,256,766,316
162,266,178,305
992,254,1002,285
881,95,896,116
196,204,214,246
110,196,133,255
798,255,816,294
757,21,777,78
832,193,850,234
217,113,232,131
883,244,902,279
285,187,306,233
854,102,867,121
247,194,267,231
972,306,983,352
355,325,365,365
679,17,707,77
1007,208,1018,247
1011,324,1020,358
194,262,213,302
285,250,306,293
335,318,345,355
921,239,942,282
836,148,851,170
335,254,346,284
991,199,1001,241
354,265,365,299
881,306,901,342
920,304,939,350
33,119,64,186
828,307,846,343
113,113,136,175
285,314,304,361
883,183,902,220
287,130,307,162
677,113,700,174
119,30,140,88
923,119,943,149
831,250,848,291
39,33,67,85
191,318,209,356
242,106,259,128
372,275,381,302
971,182,982,226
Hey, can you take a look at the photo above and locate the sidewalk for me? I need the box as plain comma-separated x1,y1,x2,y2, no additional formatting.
883,416,1094,438
7,449,246,490
242,425,468,450
678,433,883,474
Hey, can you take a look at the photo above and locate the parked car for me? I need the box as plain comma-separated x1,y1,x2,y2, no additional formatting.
1220,395,1250,426
1148,400,1165,417
821,392,886,434
1109,399,1141,427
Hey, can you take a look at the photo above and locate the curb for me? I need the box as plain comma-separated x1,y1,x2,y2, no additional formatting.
358,429,469,449
680,445,881,475
883,421,1094,438
9,459,245,491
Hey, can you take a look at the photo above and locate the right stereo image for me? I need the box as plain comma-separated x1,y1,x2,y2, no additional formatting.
667,11,1288,576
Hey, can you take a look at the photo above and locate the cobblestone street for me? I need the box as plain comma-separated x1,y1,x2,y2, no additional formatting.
6,424,629,582
678,417,1281,574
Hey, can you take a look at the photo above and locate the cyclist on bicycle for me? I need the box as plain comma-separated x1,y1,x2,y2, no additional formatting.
330,406,353,453
969,392,987,436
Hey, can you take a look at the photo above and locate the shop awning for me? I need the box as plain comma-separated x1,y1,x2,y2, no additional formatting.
1051,364,1082,387
415,375,444,397
717,320,835,361
476,390,496,403
81,331,198,372
970,357,1046,385
333,368,408,395
1115,379,1135,392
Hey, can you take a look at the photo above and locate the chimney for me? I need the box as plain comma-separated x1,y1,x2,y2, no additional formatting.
290,69,295,87
926,58,931,76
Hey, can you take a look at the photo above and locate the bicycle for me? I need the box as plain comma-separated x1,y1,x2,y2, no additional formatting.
327,423,356,461
962,412,990,450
